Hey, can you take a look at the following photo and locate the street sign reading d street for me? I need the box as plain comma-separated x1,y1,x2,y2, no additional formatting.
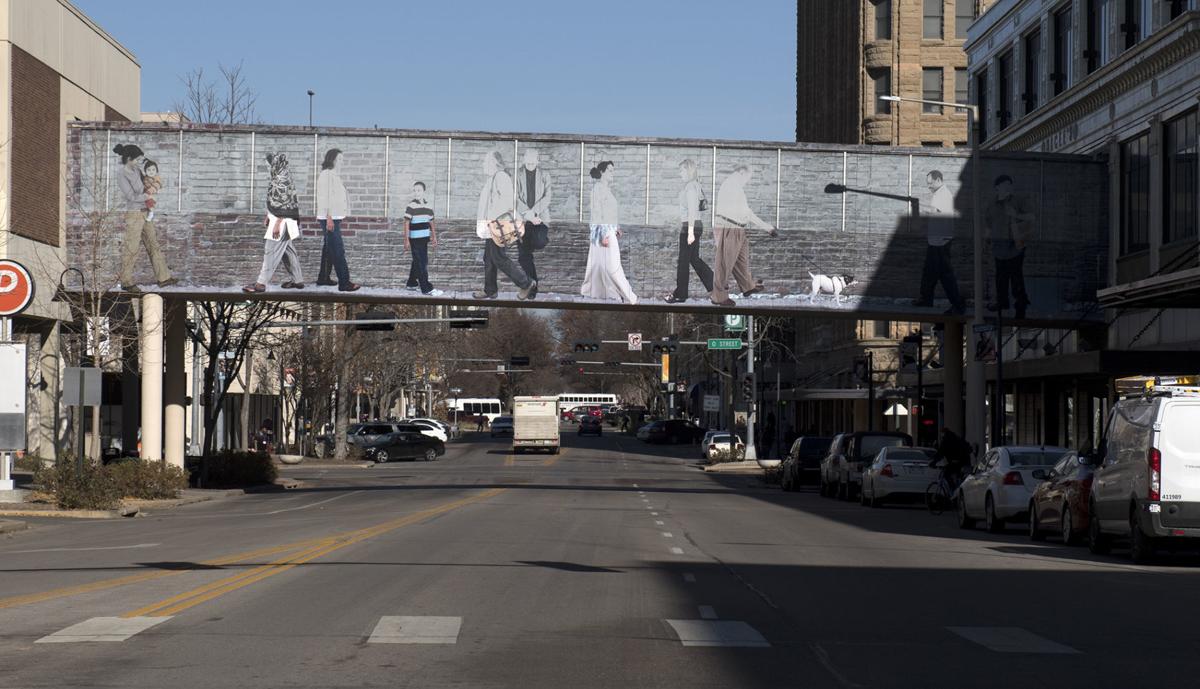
707,338,743,351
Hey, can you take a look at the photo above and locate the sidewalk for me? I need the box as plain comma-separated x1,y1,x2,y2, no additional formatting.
702,460,768,474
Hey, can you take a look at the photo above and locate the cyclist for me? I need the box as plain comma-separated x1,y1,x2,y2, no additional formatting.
930,427,972,492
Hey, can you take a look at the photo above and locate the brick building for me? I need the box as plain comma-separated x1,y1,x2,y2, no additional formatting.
0,0,139,460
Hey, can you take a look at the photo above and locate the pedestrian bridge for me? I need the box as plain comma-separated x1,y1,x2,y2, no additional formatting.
63,122,1107,326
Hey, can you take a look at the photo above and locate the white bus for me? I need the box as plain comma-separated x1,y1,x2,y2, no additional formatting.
558,393,619,409
447,398,504,423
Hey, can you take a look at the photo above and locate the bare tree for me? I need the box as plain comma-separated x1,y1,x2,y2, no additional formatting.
172,61,259,125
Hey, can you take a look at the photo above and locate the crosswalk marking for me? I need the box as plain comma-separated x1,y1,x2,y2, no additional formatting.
665,620,769,648
368,616,462,644
662,532,674,538
670,546,685,555
36,616,171,643
947,627,1079,654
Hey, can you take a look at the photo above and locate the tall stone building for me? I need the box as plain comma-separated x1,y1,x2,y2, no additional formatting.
797,0,995,146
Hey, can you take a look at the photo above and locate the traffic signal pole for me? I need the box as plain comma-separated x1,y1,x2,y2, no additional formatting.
744,316,757,461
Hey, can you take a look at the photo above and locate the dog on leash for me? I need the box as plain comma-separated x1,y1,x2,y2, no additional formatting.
807,272,857,304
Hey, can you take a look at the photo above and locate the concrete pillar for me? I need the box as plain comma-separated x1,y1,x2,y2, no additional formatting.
164,300,187,468
140,294,164,461
944,321,965,438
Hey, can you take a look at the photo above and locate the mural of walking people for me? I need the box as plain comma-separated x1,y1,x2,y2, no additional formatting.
315,148,360,292
244,153,304,293
710,165,776,307
985,174,1035,318
515,149,552,298
581,160,637,304
113,143,175,290
913,170,965,315
664,159,713,304
473,151,536,300
403,182,440,296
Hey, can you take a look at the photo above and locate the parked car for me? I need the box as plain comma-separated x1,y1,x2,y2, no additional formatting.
780,436,833,490
1089,387,1200,563
490,416,515,437
705,433,745,462
1028,451,1096,544
561,408,578,422
820,432,913,500
362,431,445,463
956,445,1070,532
641,419,705,444
400,418,449,443
315,422,407,458
701,430,728,459
860,446,939,506
578,415,603,436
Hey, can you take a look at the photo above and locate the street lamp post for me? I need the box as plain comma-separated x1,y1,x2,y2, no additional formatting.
882,95,983,457
307,90,315,128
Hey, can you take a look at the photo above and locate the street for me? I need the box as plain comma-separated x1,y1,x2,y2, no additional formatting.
2,431,1199,689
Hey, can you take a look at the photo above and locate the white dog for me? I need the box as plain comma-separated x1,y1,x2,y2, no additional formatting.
807,272,857,304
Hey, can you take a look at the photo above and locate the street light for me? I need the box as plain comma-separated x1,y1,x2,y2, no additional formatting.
882,94,983,457
307,90,315,128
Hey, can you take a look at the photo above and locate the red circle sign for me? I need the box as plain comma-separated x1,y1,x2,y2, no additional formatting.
0,259,35,317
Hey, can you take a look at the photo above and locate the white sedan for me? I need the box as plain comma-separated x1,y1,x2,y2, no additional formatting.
402,419,449,443
861,446,939,507
704,433,745,462
956,445,1070,532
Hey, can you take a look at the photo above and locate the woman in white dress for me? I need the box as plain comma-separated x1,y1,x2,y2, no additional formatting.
581,161,637,304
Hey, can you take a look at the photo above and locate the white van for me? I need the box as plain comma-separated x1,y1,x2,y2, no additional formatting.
1089,385,1200,563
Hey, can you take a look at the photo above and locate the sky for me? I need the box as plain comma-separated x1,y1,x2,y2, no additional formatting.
73,0,797,142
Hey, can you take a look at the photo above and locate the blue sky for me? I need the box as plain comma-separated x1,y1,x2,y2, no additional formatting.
73,0,797,142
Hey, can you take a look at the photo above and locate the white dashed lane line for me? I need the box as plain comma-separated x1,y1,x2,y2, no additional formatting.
368,616,463,644
662,532,674,538
947,627,1079,654
670,546,685,555
665,620,770,648
37,617,171,643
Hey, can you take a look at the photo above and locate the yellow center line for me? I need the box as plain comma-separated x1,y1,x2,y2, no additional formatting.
123,488,505,619
542,447,568,466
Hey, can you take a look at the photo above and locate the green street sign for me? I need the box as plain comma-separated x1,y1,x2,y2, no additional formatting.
708,338,744,350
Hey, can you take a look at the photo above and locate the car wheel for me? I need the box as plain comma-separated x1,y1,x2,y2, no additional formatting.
956,495,976,529
1129,506,1157,565
985,494,1003,533
424,448,437,462
1061,503,1078,546
1028,502,1045,541
1087,501,1112,554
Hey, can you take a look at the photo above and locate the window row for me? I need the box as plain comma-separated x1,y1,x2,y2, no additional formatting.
874,0,979,41
1119,109,1198,256
871,67,968,115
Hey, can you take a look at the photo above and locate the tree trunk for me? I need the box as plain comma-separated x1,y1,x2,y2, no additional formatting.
334,324,352,461
239,363,252,451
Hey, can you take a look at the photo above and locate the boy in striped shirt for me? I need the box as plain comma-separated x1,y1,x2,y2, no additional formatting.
404,182,440,295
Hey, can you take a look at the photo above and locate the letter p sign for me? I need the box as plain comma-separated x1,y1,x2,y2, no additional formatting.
0,260,34,317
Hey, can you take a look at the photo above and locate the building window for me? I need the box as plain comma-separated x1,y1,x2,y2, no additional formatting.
955,68,969,105
1165,110,1198,245
1120,132,1151,254
873,70,892,114
875,0,892,40
1053,5,1074,95
976,69,989,142
1122,0,1143,50
1171,0,1195,20
924,0,944,39
923,68,944,113
922,141,944,147
956,0,976,39
872,321,891,338
1087,0,1112,73
1023,30,1041,114
997,51,1013,130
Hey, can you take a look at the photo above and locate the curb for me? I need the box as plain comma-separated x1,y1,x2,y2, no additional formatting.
0,519,29,534
0,506,137,519
278,462,374,469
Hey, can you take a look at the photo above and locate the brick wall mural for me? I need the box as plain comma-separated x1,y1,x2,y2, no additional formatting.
66,123,1108,321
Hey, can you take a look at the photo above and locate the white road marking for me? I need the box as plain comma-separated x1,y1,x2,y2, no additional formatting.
632,484,639,488
651,512,659,516
665,620,769,648
683,573,697,583
655,520,665,526
37,616,171,643
262,491,363,515
641,498,649,502
368,616,462,644
11,543,159,554
670,546,685,555
662,532,674,538
699,606,718,619
947,627,1079,654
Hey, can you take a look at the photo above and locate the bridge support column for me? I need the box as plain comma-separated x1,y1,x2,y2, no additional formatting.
164,299,187,468
943,321,964,440
140,294,164,461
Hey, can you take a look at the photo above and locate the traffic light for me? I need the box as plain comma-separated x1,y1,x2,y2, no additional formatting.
355,308,395,331
449,308,488,329
651,336,679,354
573,340,600,353
853,356,871,384
509,356,530,367
741,374,755,403
557,357,577,366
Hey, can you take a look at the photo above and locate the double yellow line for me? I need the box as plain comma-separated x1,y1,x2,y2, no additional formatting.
0,488,504,616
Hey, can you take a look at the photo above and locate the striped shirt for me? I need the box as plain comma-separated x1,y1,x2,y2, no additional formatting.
404,199,434,239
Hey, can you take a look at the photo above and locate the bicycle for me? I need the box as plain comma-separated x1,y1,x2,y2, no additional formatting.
925,462,960,515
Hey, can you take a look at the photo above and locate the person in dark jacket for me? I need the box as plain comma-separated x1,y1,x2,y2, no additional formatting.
932,427,973,487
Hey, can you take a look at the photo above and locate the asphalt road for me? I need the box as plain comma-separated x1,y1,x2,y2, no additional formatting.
2,429,1200,688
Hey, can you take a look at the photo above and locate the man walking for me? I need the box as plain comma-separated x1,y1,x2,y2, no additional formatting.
515,149,552,298
403,182,441,296
473,151,536,301
710,165,777,307
913,170,965,315
984,174,1035,319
